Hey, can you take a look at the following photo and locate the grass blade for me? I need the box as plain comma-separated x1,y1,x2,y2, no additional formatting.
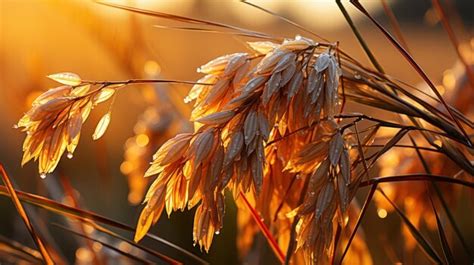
95,1,276,40
58,174,103,265
360,174,474,188
349,0,472,147
52,223,154,264
241,0,328,42
153,25,273,38
428,192,455,264
378,188,443,263
380,0,409,51
336,0,384,72
70,216,181,265
0,184,207,265
338,184,377,265
0,234,43,263
0,164,54,264
432,182,473,259
368,128,408,167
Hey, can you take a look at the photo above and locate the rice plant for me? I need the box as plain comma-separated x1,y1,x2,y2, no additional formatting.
2,1,473,264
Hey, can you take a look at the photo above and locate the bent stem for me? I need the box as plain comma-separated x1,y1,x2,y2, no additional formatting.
239,191,286,263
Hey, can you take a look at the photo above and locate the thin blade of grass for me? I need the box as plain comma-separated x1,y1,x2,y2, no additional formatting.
241,0,328,42
336,0,384,72
367,128,408,167
58,174,102,265
378,188,443,263
428,191,455,264
338,184,377,265
380,0,409,51
239,191,285,263
432,182,473,259
0,185,207,265
0,164,54,264
339,0,472,162
360,174,474,188
95,1,276,40
353,123,371,181
0,242,39,263
382,77,474,128
71,216,181,265
153,25,273,38
0,234,43,263
241,0,364,67
52,223,154,264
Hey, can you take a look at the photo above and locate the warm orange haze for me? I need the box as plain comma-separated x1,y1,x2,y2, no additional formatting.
0,0,473,264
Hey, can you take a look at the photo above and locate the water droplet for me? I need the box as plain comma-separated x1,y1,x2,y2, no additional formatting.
67,152,73,159
354,73,361,79
12,124,18,129
215,230,220,235
40,173,47,179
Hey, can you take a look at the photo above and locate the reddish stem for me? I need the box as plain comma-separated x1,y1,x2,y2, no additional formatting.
239,191,286,263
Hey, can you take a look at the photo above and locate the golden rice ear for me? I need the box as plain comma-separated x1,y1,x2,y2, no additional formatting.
280,38,314,51
134,208,155,243
185,74,217,104
32,86,72,106
92,112,111,140
198,54,233,74
195,110,235,125
192,130,215,166
17,79,125,176
70,84,91,97
243,111,258,145
47,72,82,86
93,88,116,105
247,41,279,54
224,130,244,166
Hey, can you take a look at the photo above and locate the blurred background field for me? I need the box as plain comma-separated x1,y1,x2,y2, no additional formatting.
0,0,473,264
